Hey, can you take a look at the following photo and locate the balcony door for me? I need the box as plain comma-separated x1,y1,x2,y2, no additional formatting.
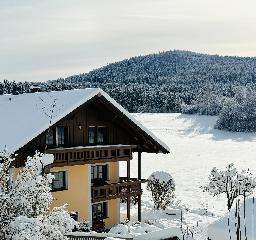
91,165,108,184
92,202,108,231
92,202,108,220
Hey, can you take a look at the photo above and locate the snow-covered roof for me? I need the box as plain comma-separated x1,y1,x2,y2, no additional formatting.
0,88,170,153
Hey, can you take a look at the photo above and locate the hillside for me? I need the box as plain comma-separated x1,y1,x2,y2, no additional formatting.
2,50,256,113
124,113,256,238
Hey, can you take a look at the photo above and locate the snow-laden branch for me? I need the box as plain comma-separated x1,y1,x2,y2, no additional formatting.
202,164,256,210
0,151,76,239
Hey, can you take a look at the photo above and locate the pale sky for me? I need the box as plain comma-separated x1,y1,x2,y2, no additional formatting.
1,0,256,82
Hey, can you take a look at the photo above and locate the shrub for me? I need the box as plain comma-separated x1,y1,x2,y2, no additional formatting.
215,88,256,132
146,171,175,210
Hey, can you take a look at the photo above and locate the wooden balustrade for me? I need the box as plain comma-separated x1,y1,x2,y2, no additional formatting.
46,145,136,166
91,177,146,203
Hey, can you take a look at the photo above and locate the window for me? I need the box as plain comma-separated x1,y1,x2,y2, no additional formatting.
92,202,108,220
97,127,107,144
88,126,108,145
46,127,68,147
56,127,65,146
91,165,108,182
88,126,96,144
51,171,68,191
46,128,54,145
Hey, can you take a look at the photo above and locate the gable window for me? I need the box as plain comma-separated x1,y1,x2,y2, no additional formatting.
97,127,107,144
88,126,96,144
56,127,65,146
88,126,108,145
92,202,108,220
46,128,54,145
51,171,68,191
91,165,108,183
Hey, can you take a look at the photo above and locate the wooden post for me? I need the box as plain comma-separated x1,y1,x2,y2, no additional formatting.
138,193,142,222
127,158,130,180
138,151,141,180
138,151,142,222
127,158,131,220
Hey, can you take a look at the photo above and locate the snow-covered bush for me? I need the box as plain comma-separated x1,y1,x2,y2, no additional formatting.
146,171,175,210
181,103,199,115
77,220,91,232
181,90,224,116
202,163,256,211
202,164,256,239
215,87,256,132
0,151,76,239
9,207,74,240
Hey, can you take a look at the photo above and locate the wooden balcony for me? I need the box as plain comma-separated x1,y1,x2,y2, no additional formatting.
91,177,146,203
46,145,136,167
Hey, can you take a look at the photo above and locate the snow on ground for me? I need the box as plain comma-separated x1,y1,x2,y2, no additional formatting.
120,113,256,238
208,197,256,239
109,222,183,240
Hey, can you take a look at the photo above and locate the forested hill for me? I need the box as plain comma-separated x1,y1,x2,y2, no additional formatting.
74,50,256,85
2,50,256,113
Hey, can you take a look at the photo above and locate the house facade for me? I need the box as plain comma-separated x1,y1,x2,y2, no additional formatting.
1,89,169,230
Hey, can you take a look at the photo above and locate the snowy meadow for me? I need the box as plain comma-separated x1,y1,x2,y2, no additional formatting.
120,113,256,237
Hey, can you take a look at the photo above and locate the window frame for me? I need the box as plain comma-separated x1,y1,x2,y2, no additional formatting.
91,164,108,182
51,171,68,192
97,126,108,145
46,128,54,146
88,126,96,145
87,126,108,145
56,126,65,146
92,202,108,220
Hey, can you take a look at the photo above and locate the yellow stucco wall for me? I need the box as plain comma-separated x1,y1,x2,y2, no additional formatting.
90,161,120,227
104,198,119,227
50,164,90,221
51,161,120,226
107,162,120,227
15,161,120,226
108,161,119,182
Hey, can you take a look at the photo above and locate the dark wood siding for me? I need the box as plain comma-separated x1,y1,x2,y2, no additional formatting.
15,95,168,167
15,100,131,167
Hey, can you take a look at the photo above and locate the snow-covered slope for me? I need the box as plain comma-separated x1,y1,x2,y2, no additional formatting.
120,113,256,229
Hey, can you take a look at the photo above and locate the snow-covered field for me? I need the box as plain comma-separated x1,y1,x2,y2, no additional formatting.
120,113,256,237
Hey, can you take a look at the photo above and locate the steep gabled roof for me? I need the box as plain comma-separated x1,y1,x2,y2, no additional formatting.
0,88,170,153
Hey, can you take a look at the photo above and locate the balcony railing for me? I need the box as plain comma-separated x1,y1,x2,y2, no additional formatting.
46,145,136,166
91,177,146,203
